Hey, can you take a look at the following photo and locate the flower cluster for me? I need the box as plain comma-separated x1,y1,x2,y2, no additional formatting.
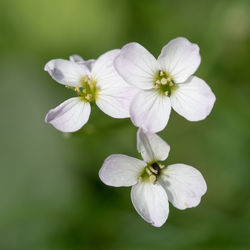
45,37,215,227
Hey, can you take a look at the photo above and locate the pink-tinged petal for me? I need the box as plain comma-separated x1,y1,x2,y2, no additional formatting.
131,182,169,227
69,54,84,63
158,37,201,83
159,164,207,210
130,90,171,133
93,49,139,118
99,154,146,187
137,128,170,162
96,86,139,118
170,76,216,121
69,55,96,71
91,49,120,79
83,59,95,71
115,42,159,90
45,97,91,132
44,59,90,87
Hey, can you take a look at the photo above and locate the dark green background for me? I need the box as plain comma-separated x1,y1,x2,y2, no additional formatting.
0,0,249,249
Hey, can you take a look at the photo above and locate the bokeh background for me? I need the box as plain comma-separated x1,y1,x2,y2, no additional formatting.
0,0,249,249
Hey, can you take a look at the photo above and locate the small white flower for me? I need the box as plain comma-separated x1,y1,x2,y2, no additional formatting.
45,50,137,132
115,37,216,133
99,128,207,227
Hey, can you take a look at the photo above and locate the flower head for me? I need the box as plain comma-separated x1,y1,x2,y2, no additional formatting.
115,37,216,133
99,128,207,227
45,50,137,132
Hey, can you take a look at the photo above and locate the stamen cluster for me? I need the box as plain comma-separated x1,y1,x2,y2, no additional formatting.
66,76,98,103
139,162,165,184
154,70,176,96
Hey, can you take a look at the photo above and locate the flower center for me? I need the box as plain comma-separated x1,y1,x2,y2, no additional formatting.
139,162,165,184
66,76,99,103
153,70,177,97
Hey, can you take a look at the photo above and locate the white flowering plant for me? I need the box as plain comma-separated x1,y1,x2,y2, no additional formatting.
45,37,215,227
115,37,216,132
45,50,137,132
99,128,207,227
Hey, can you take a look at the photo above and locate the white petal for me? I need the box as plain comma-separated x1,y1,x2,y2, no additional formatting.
69,54,84,63
130,90,171,133
96,86,139,118
159,164,207,210
170,76,216,121
158,37,201,83
137,128,170,162
83,59,96,70
70,55,96,71
92,49,138,118
99,154,146,187
45,97,91,132
131,182,169,227
114,42,159,90
44,59,89,87
91,49,121,79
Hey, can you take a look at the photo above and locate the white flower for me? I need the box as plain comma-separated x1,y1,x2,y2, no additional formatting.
115,37,216,133
99,128,207,227
45,50,137,132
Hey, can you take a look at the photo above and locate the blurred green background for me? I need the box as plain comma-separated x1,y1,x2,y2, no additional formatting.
0,0,249,249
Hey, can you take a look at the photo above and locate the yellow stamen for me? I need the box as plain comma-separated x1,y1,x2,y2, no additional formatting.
74,85,80,92
85,94,92,101
88,80,94,88
159,164,165,169
156,79,160,84
146,168,152,176
83,76,89,82
153,84,159,89
164,91,169,96
149,166,158,174
160,71,164,76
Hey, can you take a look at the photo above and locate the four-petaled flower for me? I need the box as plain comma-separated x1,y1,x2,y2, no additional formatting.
99,128,207,227
115,37,216,133
45,50,137,132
